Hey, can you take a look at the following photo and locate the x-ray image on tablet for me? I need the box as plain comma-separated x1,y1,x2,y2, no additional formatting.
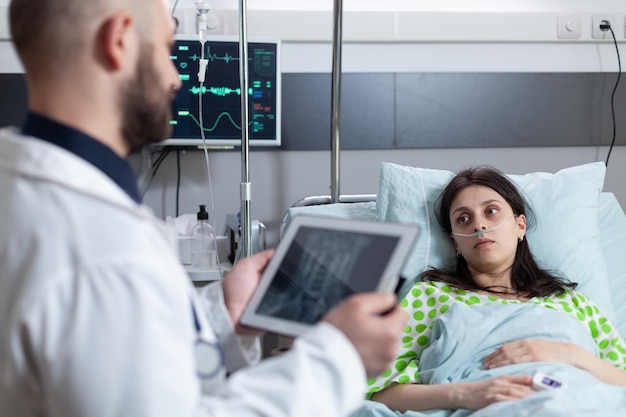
256,227,397,324
240,216,419,337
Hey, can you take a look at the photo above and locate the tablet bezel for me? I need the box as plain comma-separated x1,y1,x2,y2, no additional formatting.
240,215,419,337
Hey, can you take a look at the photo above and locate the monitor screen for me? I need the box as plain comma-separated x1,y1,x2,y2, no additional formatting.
165,35,281,147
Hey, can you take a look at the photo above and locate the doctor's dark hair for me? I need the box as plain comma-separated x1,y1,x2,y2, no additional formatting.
420,166,577,298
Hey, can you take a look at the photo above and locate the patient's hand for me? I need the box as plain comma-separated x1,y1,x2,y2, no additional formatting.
451,376,534,410
372,375,534,412
485,339,626,387
484,339,580,369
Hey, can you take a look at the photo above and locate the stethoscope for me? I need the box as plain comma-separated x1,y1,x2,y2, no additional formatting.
192,303,224,379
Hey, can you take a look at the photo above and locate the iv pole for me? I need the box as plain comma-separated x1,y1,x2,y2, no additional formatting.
328,0,374,206
188,0,252,260
285,0,376,210
240,0,368,248
238,0,252,258
330,0,343,204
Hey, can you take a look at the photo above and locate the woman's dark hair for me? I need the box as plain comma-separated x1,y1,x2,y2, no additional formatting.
420,166,577,298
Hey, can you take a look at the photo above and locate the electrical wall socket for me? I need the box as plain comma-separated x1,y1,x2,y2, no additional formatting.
592,15,616,39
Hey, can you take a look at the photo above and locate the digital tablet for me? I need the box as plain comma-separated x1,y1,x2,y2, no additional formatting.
240,215,419,337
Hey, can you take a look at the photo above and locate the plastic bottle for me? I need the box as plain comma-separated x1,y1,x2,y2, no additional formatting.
191,205,217,270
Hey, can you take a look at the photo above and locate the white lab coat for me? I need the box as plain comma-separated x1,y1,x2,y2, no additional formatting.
0,128,366,417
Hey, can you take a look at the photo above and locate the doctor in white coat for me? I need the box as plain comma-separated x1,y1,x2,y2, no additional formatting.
0,0,408,416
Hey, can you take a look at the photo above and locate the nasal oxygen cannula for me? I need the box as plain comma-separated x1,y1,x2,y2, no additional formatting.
451,215,516,238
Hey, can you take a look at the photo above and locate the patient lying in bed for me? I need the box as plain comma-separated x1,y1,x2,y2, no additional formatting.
357,166,626,417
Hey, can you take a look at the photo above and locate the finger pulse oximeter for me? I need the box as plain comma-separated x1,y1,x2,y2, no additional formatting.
532,372,568,390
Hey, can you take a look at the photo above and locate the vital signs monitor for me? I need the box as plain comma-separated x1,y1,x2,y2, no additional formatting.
166,35,281,147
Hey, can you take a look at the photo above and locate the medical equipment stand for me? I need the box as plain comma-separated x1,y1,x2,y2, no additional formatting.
330,0,343,204
287,0,376,210
238,0,253,260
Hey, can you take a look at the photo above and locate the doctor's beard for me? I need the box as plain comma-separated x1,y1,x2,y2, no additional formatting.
119,42,175,154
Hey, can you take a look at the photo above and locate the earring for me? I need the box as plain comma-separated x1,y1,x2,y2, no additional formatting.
519,235,524,242
456,251,462,258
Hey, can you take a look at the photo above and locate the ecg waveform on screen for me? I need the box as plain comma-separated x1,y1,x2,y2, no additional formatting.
176,110,263,132
189,86,247,97
189,49,240,64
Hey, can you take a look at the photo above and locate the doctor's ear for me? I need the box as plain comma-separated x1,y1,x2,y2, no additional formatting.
97,12,137,71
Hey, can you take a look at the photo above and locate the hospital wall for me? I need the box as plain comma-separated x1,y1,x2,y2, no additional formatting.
1,1,626,247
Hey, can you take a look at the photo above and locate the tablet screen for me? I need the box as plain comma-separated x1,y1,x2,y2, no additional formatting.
240,215,419,336
254,226,400,325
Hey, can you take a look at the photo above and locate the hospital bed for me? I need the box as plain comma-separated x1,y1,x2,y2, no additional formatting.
283,161,626,417
284,162,626,338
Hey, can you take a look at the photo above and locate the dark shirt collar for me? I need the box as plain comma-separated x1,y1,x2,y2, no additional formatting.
21,112,141,204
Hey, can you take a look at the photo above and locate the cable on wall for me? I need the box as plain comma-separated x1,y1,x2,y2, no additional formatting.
176,149,181,217
601,22,621,167
141,148,171,200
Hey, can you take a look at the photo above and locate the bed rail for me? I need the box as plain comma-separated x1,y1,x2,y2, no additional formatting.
281,194,377,236
291,194,376,208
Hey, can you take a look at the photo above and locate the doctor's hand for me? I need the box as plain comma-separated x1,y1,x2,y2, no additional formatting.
322,293,407,378
222,250,274,335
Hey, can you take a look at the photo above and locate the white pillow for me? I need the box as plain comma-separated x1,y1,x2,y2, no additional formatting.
598,193,626,336
377,162,615,321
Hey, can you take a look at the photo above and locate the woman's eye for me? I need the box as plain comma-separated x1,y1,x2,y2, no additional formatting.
457,215,470,224
486,207,499,215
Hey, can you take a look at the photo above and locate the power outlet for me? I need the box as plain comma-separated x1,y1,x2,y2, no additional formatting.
592,15,616,39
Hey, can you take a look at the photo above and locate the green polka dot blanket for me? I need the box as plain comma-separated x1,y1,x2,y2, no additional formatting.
367,281,626,396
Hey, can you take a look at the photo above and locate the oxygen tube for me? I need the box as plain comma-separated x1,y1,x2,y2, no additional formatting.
451,215,516,238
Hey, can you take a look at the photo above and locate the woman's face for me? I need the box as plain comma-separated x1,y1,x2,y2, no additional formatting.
449,185,526,275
